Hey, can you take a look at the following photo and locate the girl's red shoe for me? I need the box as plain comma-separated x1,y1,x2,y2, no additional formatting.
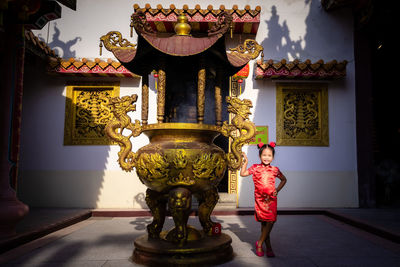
266,248,275,257
255,241,264,257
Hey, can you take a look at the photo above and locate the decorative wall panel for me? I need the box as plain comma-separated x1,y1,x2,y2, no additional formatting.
277,83,329,146
64,82,120,145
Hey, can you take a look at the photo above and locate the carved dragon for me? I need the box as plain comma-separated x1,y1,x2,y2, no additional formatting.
130,10,156,35
208,11,232,37
105,94,142,171
221,96,256,170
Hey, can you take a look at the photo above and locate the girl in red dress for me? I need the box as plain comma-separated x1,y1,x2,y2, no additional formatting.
240,142,287,257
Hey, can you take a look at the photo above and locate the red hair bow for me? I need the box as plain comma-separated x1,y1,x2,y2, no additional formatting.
257,142,264,148
269,142,276,148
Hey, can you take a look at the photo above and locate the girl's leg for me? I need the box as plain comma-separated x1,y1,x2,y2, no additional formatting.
255,222,267,255
264,222,274,250
258,222,269,246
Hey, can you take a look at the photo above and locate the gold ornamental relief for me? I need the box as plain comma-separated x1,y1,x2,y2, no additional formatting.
167,173,195,186
64,82,120,145
136,153,170,181
99,31,136,55
230,39,264,60
277,83,329,146
192,153,226,181
173,150,188,169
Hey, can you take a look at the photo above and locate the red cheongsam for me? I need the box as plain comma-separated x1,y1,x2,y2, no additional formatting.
248,164,282,222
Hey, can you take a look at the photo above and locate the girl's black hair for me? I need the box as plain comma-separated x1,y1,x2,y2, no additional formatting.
258,144,275,157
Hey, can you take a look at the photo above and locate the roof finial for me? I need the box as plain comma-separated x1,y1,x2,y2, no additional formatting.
174,13,191,36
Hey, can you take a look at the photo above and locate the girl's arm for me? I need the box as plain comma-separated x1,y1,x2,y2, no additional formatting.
275,172,287,193
240,152,250,177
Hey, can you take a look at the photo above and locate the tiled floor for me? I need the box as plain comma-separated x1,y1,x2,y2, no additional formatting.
1,214,399,266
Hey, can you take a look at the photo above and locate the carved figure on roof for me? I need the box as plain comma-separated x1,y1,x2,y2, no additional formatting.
208,11,232,36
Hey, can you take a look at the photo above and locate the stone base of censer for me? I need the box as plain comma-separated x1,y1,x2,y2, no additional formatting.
132,231,233,266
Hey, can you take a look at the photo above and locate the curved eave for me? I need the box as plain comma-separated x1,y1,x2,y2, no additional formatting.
140,33,223,56
110,35,257,77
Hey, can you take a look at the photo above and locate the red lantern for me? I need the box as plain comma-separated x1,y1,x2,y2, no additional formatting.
233,63,250,80
233,64,249,95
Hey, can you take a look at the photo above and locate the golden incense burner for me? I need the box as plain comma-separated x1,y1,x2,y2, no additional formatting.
101,10,263,266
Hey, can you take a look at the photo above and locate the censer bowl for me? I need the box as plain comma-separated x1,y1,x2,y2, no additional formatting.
135,123,227,193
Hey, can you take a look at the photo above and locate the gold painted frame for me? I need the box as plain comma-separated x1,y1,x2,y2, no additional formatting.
228,78,239,197
276,83,329,146
64,82,120,145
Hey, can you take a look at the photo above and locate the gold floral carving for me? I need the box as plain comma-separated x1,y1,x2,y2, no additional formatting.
105,94,142,171
277,83,329,146
221,96,256,170
230,39,264,60
192,153,226,181
136,153,170,181
64,82,120,145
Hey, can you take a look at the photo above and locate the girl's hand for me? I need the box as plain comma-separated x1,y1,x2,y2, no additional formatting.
272,190,278,197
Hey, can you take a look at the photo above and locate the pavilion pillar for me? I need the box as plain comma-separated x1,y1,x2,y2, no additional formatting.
215,72,223,126
157,67,166,123
0,23,29,239
197,58,206,124
141,74,149,125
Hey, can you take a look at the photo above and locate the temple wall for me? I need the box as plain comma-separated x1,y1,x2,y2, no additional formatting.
19,0,358,208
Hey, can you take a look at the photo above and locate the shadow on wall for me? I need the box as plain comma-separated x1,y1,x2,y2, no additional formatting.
38,22,81,58
261,5,303,60
18,51,116,208
261,0,350,61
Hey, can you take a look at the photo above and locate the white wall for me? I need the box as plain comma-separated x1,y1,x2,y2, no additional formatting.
20,0,358,208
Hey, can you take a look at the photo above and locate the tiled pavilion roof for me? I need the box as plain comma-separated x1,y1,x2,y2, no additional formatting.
255,59,348,80
50,58,139,78
133,4,261,35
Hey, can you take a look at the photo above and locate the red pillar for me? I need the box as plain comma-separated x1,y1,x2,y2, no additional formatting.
0,23,29,239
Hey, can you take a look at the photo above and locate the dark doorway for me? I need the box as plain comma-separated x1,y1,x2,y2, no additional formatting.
355,0,399,207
